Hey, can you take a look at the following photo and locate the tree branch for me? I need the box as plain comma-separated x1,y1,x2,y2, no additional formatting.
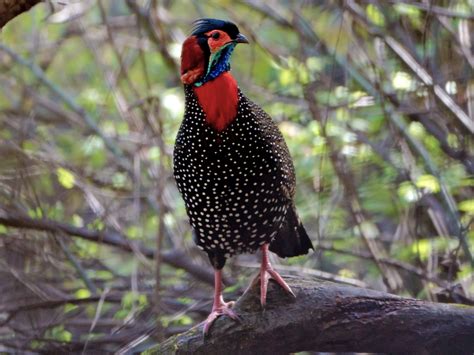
0,208,222,286
156,277,474,354
0,0,42,29
386,0,474,20
344,0,474,134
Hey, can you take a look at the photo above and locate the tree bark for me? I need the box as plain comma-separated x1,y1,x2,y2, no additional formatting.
156,276,474,355
0,0,42,29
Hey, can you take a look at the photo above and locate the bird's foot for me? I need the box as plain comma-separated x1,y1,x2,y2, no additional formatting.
253,261,295,308
202,300,240,336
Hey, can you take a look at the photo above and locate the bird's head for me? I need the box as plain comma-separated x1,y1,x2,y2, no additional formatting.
180,18,248,86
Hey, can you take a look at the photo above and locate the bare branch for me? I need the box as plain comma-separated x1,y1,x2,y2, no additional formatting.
0,42,129,169
345,0,474,134
0,208,219,286
386,0,474,20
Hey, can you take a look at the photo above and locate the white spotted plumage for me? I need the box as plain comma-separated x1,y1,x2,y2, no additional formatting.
174,86,295,258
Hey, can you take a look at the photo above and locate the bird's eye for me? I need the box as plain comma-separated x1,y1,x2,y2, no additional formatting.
212,32,220,39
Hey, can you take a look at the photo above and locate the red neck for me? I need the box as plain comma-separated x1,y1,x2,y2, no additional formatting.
193,72,238,132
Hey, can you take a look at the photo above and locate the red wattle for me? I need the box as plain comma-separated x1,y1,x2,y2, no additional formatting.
194,72,238,132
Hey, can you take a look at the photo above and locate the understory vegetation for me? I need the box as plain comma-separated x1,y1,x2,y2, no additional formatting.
0,0,472,352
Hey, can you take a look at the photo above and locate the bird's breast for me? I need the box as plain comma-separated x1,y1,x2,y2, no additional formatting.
173,91,289,257
193,72,238,132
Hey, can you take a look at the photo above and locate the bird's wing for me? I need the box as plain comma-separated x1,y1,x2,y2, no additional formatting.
243,95,296,201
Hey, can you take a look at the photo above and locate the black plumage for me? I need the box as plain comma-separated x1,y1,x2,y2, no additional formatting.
174,86,313,269
191,18,240,38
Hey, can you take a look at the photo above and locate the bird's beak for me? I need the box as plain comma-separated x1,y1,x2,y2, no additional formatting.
234,33,249,44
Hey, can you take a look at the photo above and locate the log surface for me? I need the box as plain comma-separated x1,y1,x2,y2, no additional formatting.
0,0,42,29
155,276,474,355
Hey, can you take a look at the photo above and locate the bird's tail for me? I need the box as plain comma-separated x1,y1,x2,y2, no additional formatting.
269,206,314,258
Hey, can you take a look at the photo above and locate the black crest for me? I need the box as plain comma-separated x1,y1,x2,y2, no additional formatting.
191,18,240,39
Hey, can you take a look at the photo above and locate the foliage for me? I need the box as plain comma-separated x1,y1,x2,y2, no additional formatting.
0,0,472,352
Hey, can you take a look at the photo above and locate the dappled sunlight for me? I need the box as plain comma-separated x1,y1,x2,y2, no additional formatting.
0,0,472,353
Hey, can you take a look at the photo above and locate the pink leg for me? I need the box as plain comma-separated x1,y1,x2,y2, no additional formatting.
202,269,240,336
256,244,295,307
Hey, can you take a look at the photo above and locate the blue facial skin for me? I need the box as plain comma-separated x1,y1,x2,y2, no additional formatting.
194,43,236,87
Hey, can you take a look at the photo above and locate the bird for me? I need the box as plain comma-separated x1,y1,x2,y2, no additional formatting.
173,18,313,335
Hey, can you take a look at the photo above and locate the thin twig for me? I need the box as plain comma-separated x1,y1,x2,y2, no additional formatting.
386,0,474,20
0,43,130,169
0,207,220,286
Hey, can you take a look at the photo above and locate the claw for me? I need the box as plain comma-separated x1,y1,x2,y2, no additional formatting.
257,244,296,307
202,301,240,336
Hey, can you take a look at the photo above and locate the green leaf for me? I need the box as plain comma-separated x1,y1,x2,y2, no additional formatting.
394,3,421,17
411,239,431,261
72,214,84,227
126,225,142,239
94,270,114,281
75,289,91,299
112,172,128,188
147,146,161,162
28,207,43,218
114,309,128,320
48,325,72,343
408,121,425,138
416,174,440,193
366,4,385,26
64,303,79,313
398,182,420,203
392,71,414,91
56,167,75,189
459,199,474,214
176,314,193,326
339,268,357,279
122,291,137,308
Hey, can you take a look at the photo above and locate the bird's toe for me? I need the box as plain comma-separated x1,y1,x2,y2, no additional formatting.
202,302,240,336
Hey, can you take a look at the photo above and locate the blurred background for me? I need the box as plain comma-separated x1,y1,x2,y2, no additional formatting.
0,0,473,353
